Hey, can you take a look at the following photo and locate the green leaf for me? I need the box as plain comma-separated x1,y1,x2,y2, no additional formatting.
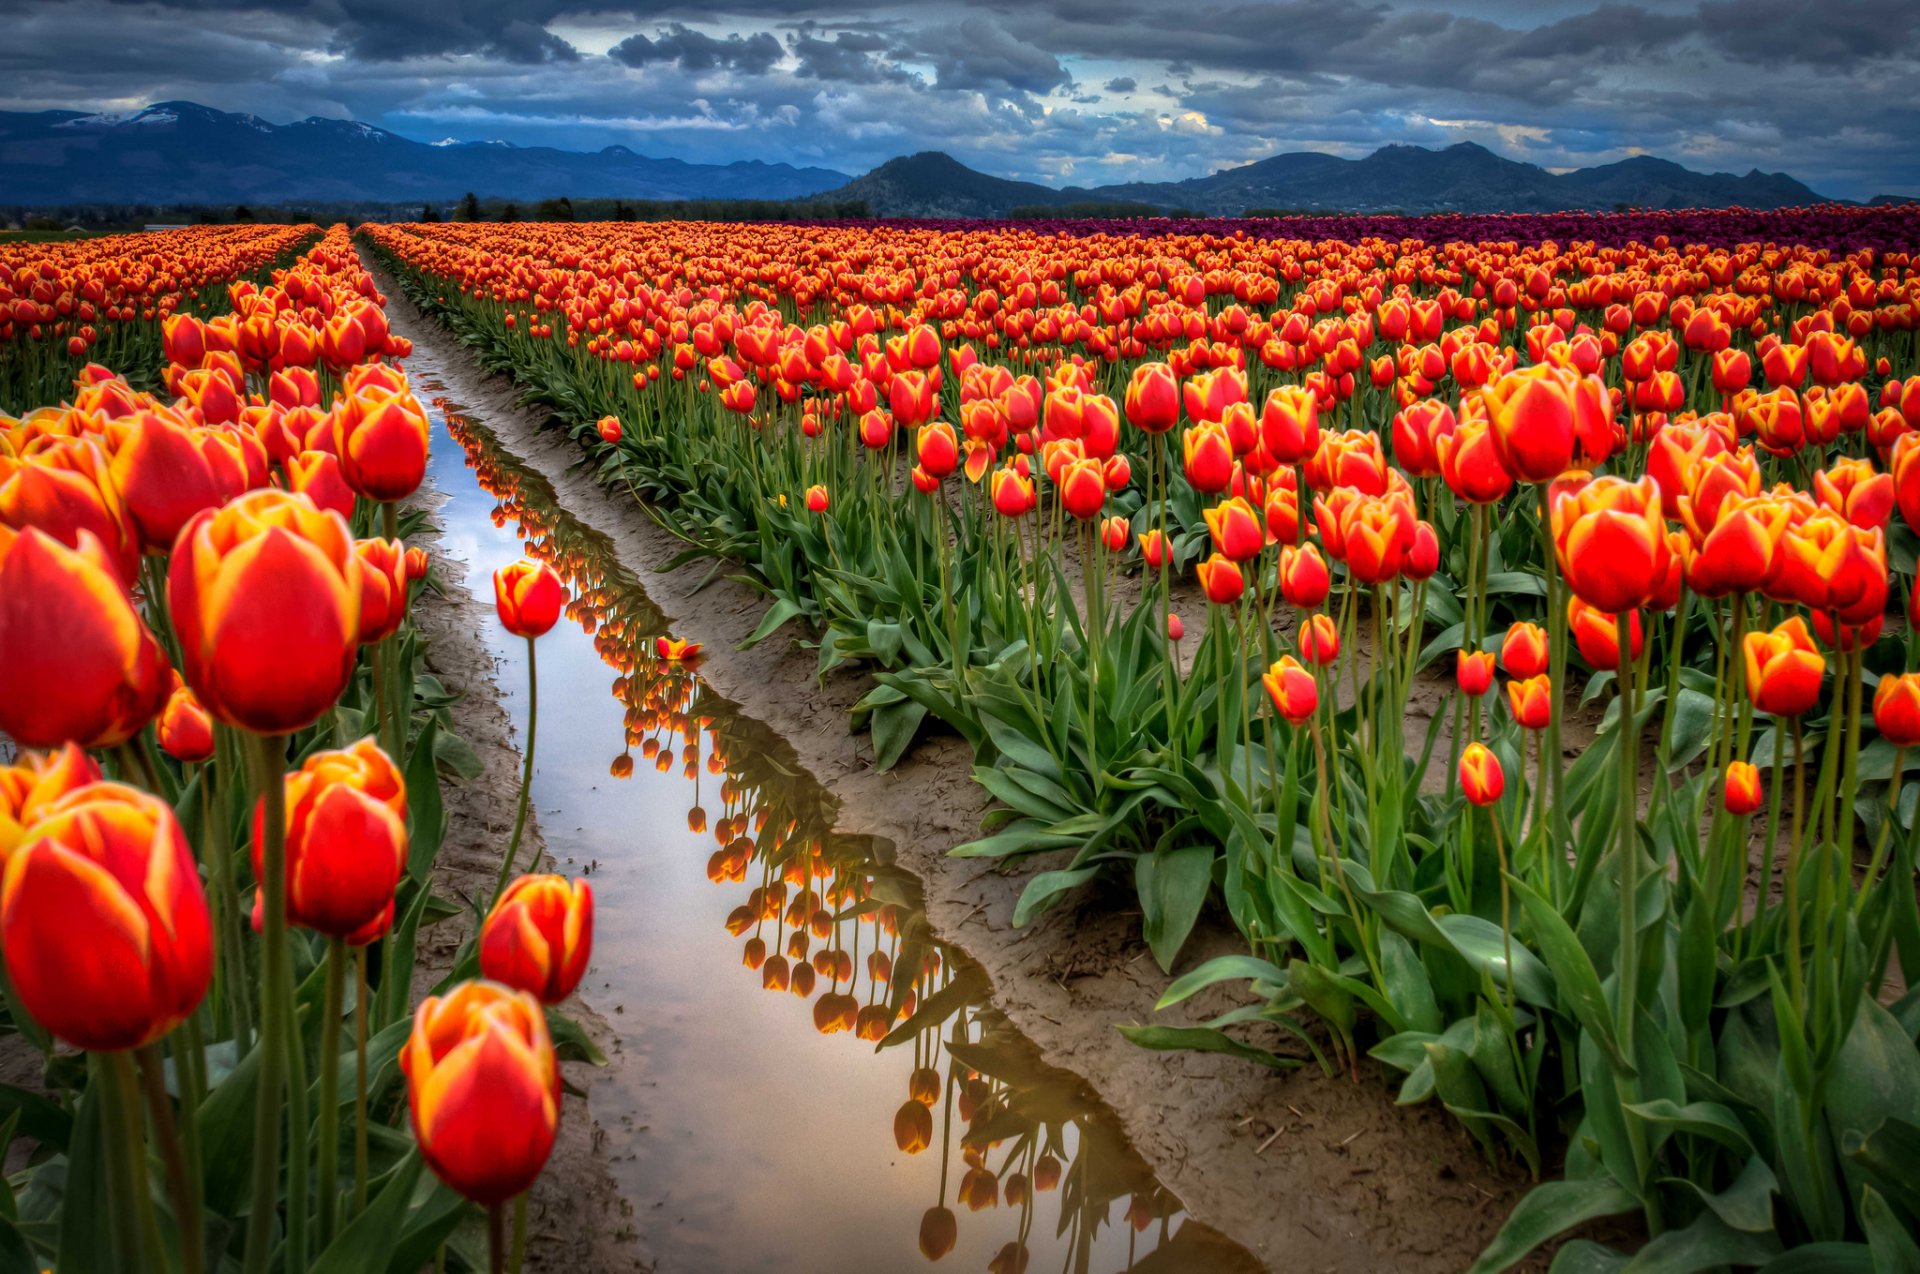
1433,912,1555,1007
1754,1245,1875,1273
1114,1024,1302,1070
1619,1208,1780,1272
309,1152,423,1274
1665,688,1719,772
1625,1099,1755,1155
1660,1154,1778,1234
870,698,927,771
546,1007,607,1065
1485,571,1547,598
1012,866,1102,927
1155,954,1287,1011
0,1083,70,1152
54,1064,112,1274
741,596,804,648
404,716,446,883
0,1214,35,1274
1510,874,1633,1075
1467,1179,1641,1274
1138,845,1213,973
1862,1186,1920,1274
196,1035,264,1217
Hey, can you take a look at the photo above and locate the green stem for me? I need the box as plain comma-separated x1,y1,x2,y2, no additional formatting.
319,938,346,1245
354,944,371,1216
243,734,289,1274
138,1042,205,1274
495,635,540,904
107,1050,167,1273
510,1192,529,1274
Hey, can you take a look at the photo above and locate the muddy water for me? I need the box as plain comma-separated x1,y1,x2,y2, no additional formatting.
423,393,1262,1274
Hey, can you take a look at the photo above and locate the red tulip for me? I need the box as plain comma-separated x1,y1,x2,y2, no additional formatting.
1744,616,1824,717
1458,742,1504,806
1723,761,1763,816
494,559,564,639
480,874,594,1004
253,739,407,940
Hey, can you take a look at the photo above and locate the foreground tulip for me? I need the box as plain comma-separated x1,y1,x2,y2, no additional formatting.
1551,475,1670,614
494,559,564,638
1262,655,1319,725
1298,612,1340,665
1568,597,1642,672
1507,675,1553,730
404,981,561,1206
1195,553,1244,605
0,526,169,749
170,489,360,735
480,874,594,1004
1,781,212,1050
1457,650,1496,697
1482,365,1610,482
1874,672,1920,747
1278,543,1330,608
1124,363,1180,433
1745,616,1825,717
1458,742,1504,806
252,739,406,940
1723,760,1764,816
1203,496,1265,561
353,537,409,645
597,415,622,444
156,683,215,763
333,388,431,502
1501,621,1548,679
109,410,227,550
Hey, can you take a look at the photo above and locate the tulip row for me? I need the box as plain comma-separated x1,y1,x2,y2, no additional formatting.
367,212,1920,1271
0,226,597,1273
448,401,1206,1267
0,224,319,413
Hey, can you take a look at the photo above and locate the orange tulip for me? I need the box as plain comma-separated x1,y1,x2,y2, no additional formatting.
1298,612,1340,665
1057,457,1107,519
1744,616,1825,717
1278,543,1330,608
919,1206,958,1260
1685,496,1789,598
1456,650,1495,697
991,465,1035,517
332,388,430,502
0,744,101,854
0,438,137,584
1262,655,1319,724
1195,553,1243,605
109,409,226,551
917,421,959,478
893,1099,933,1154
1458,742,1504,806
1501,621,1548,679
655,636,702,662
1723,761,1763,816
1568,596,1642,672
1437,415,1513,504
253,739,407,940
804,484,829,513
1507,675,1553,730
0,525,168,749
1123,363,1180,434
1873,673,1920,747
285,450,357,521
1551,475,1670,614
1769,511,1887,624
1203,496,1264,561
480,874,594,1004
1182,420,1235,494
156,684,215,763
403,980,560,1205
2,781,212,1051
1259,385,1319,464
494,559,564,638
353,537,409,645
1480,364,1611,482
596,415,622,444
1813,457,1893,530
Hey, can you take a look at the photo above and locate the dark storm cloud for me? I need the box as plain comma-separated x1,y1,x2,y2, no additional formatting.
610,24,784,73
2,0,1916,199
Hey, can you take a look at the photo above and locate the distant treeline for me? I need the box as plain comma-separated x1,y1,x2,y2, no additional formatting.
1,193,871,232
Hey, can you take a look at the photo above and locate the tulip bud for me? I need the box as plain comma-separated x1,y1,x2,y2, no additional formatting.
1744,616,1824,717
480,874,594,1004
157,684,215,763
1456,650,1495,697
1722,760,1764,816
1202,496,1264,561
353,537,409,645
1298,612,1340,665
1278,543,1330,609
1500,622,1548,679
597,415,623,444
1507,674,1553,731
804,485,830,514
403,981,560,1205
333,389,431,502
1458,741,1504,806
494,559,564,639
1874,672,1920,748
1166,613,1185,642
169,490,361,735
1195,553,1244,605
1568,596,1642,672
253,739,407,940
2,781,213,1051
1262,655,1319,725
919,1206,958,1260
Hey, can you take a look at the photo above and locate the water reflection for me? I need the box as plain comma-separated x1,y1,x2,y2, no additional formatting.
434,397,1262,1274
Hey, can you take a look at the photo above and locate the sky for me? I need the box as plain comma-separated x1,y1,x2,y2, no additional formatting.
2,0,1916,200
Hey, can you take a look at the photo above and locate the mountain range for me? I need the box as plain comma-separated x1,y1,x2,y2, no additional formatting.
818,147,1829,218
0,101,851,207
0,100,1847,215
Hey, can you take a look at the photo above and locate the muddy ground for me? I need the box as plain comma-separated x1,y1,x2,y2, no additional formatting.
374,257,1547,1274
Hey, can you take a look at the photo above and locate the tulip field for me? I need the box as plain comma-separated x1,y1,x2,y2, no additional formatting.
362,206,1920,1271
0,225,597,1272
3,205,1920,1273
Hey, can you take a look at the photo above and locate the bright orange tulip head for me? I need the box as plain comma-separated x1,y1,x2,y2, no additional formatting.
1480,365,1611,483
596,415,622,444
494,559,564,639
1456,650,1495,697
403,980,560,1205
0,525,169,749
156,684,215,763
332,388,430,502
1458,742,1504,806
1501,621,1548,679
480,874,594,1005
1437,415,1513,505
1298,612,1340,665
253,738,407,941
1874,673,1920,747
1768,511,1887,624
1202,496,1264,561
0,436,138,585
1123,363,1180,434
1744,616,1825,717
1058,457,1107,520
1567,596,1642,672
1182,420,1235,494
284,449,357,521
804,484,830,513
109,409,226,551
1195,552,1244,605
352,537,409,645
1,781,212,1051
1551,474,1670,614
0,743,101,854
990,465,1034,518
1723,760,1764,816
1259,385,1319,464
1685,496,1789,599
169,490,360,735
1262,655,1319,724
916,420,959,478
1278,543,1330,609
1507,674,1553,730
1813,456,1894,531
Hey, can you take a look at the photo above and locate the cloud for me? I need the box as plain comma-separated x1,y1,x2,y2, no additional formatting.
610,25,784,74
1103,76,1136,93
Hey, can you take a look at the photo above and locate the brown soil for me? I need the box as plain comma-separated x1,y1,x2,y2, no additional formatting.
374,261,1547,1274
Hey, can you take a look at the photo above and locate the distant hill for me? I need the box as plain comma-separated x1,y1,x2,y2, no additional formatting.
0,101,851,207
819,142,1832,218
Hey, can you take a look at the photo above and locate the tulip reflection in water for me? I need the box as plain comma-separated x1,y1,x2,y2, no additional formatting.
439,401,1259,1272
